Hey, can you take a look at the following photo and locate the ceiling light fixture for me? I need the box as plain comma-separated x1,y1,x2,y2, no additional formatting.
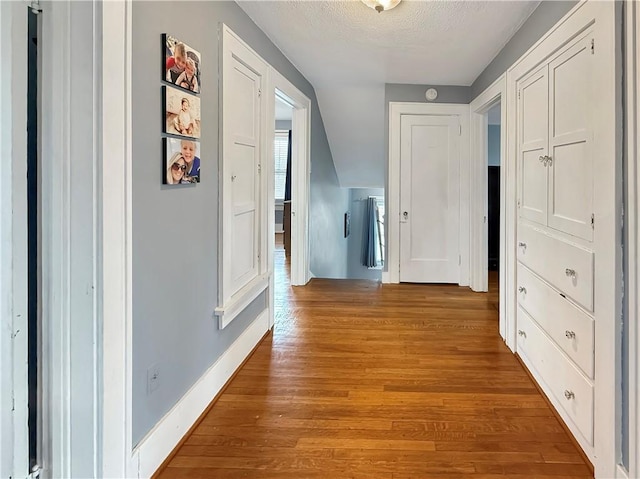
361,0,401,13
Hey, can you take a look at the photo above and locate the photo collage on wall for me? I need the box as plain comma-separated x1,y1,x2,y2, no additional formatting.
162,34,202,185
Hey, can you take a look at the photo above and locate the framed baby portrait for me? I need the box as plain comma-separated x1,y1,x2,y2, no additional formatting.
163,86,201,139
164,137,201,184
163,34,201,94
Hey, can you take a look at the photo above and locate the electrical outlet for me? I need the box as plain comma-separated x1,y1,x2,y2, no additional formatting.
147,364,160,395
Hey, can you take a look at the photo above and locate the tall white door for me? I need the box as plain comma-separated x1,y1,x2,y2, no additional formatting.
399,114,460,283
220,27,267,309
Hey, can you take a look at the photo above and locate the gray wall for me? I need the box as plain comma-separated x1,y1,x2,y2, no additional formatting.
488,125,501,166
132,1,348,444
347,188,384,280
471,1,578,98
275,119,291,130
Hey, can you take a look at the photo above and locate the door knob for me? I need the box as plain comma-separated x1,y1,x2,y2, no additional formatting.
403,211,408,218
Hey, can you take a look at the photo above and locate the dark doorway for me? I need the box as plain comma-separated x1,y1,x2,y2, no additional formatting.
27,6,40,474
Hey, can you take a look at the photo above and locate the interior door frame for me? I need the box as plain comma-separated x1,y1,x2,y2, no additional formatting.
266,73,311,330
385,102,470,285
469,74,508,343
623,1,639,477
0,2,29,478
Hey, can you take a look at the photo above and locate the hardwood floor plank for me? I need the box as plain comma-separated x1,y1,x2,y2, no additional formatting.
154,248,593,478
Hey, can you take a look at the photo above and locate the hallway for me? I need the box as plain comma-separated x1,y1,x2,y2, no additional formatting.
155,263,592,478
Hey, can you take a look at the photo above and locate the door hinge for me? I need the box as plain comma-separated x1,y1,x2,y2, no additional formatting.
30,0,42,14
258,88,262,97
459,124,462,136
591,213,594,229
28,465,42,479
518,90,521,100
591,38,595,55
458,255,461,266
257,163,261,173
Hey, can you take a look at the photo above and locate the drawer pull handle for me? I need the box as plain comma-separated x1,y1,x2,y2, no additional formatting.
539,155,546,163
518,242,527,249
518,330,526,338
565,330,576,339
565,268,576,278
564,390,575,400
518,286,527,293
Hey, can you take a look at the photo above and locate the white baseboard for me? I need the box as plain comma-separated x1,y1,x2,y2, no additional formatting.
134,309,270,478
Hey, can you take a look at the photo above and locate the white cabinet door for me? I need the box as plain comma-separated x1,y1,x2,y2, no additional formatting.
518,66,549,226
399,114,460,283
221,30,267,304
548,35,594,241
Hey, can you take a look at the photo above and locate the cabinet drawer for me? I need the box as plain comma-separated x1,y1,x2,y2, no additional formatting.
517,263,594,378
517,224,594,311
517,306,594,444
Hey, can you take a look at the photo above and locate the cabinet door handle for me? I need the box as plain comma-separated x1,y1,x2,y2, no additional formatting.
518,330,526,337
564,390,575,400
546,155,553,166
565,330,576,339
565,268,576,278
518,286,527,293
518,242,527,249
539,155,546,163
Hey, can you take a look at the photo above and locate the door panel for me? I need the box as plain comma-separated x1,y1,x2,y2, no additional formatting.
548,36,593,241
228,57,261,293
399,114,459,283
519,67,549,225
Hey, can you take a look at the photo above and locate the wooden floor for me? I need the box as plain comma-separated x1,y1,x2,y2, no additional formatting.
156,245,592,478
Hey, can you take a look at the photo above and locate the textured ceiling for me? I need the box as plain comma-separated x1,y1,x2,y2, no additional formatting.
238,0,539,187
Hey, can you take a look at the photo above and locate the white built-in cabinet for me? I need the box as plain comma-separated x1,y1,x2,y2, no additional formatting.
518,34,594,242
515,25,602,462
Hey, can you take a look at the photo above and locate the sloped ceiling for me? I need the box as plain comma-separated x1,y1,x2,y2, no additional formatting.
238,0,539,187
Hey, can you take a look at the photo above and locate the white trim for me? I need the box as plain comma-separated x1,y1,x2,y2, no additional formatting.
271,72,311,288
135,311,269,479
267,68,312,328
214,275,269,329
386,102,470,285
624,1,639,476
469,74,510,347
0,2,29,478
506,1,619,475
100,1,135,477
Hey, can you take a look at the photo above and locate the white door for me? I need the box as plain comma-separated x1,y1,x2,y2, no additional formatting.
228,58,261,293
518,65,549,226
547,35,594,241
220,27,267,309
399,114,460,283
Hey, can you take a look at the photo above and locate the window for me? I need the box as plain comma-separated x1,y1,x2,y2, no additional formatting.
274,130,289,200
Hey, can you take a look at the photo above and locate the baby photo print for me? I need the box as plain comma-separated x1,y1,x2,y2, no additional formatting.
163,86,201,139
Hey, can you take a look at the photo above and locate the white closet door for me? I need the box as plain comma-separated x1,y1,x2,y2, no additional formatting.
228,59,261,293
518,66,549,226
399,114,460,283
548,35,594,241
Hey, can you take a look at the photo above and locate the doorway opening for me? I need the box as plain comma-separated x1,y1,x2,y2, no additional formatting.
27,7,41,475
274,96,293,315
487,102,501,313
469,75,508,342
